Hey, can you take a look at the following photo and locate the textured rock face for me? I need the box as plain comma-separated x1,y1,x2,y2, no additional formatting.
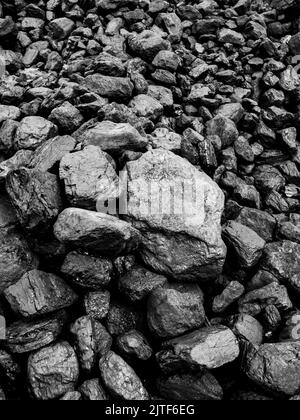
99,351,149,400
4,270,78,318
6,168,63,232
126,150,226,281
147,284,205,339
74,121,148,153
261,241,300,293
83,75,134,101
156,326,240,373
54,208,140,257
242,342,300,397
15,117,57,150
59,145,119,209
28,341,79,400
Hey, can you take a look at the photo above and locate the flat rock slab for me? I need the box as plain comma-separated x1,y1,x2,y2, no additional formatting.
4,270,78,318
83,74,133,101
54,208,140,257
125,149,226,281
156,326,240,374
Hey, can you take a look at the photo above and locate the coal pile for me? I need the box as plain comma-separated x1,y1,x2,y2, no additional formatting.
0,0,300,401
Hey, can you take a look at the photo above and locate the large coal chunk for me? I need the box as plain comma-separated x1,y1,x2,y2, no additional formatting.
5,311,67,354
15,116,57,151
125,150,226,282
59,145,119,210
28,341,79,400
61,251,113,290
99,351,149,400
147,284,205,339
4,270,78,318
83,75,134,101
128,30,170,62
54,208,140,257
156,326,240,374
6,168,63,232
242,342,300,397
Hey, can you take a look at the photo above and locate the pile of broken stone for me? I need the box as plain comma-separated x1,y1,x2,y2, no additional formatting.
0,0,300,401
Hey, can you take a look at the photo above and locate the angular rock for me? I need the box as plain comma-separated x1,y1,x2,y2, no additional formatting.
30,135,76,172
49,102,84,134
125,150,226,281
213,281,245,313
261,241,300,294
118,265,168,303
128,30,170,62
147,284,205,339
229,314,264,346
83,75,133,101
238,282,292,316
6,168,63,232
234,207,276,243
59,145,119,210
218,28,245,46
223,221,266,269
157,326,240,374
61,251,113,290
5,311,67,354
242,342,300,397
206,115,239,148
15,117,57,151
107,301,142,337
48,17,75,40
28,341,79,400
4,270,78,318
74,121,148,153
54,208,140,257
70,316,112,374
130,94,164,120
99,351,149,400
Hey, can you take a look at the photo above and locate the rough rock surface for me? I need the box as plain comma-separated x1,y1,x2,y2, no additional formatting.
125,149,226,281
157,326,240,374
99,351,149,400
28,341,79,400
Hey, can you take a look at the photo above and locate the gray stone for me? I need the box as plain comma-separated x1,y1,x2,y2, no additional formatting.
238,282,292,316
59,146,119,210
28,341,79,400
147,284,205,339
74,121,148,153
223,221,266,268
213,281,245,313
79,379,108,401
242,342,300,397
116,330,153,361
54,208,140,257
157,326,240,373
99,351,149,400
4,270,78,318
61,251,113,290
83,75,133,101
128,30,170,62
125,150,226,281
130,94,164,120
49,102,84,133
206,115,239,147
15,117,58,151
